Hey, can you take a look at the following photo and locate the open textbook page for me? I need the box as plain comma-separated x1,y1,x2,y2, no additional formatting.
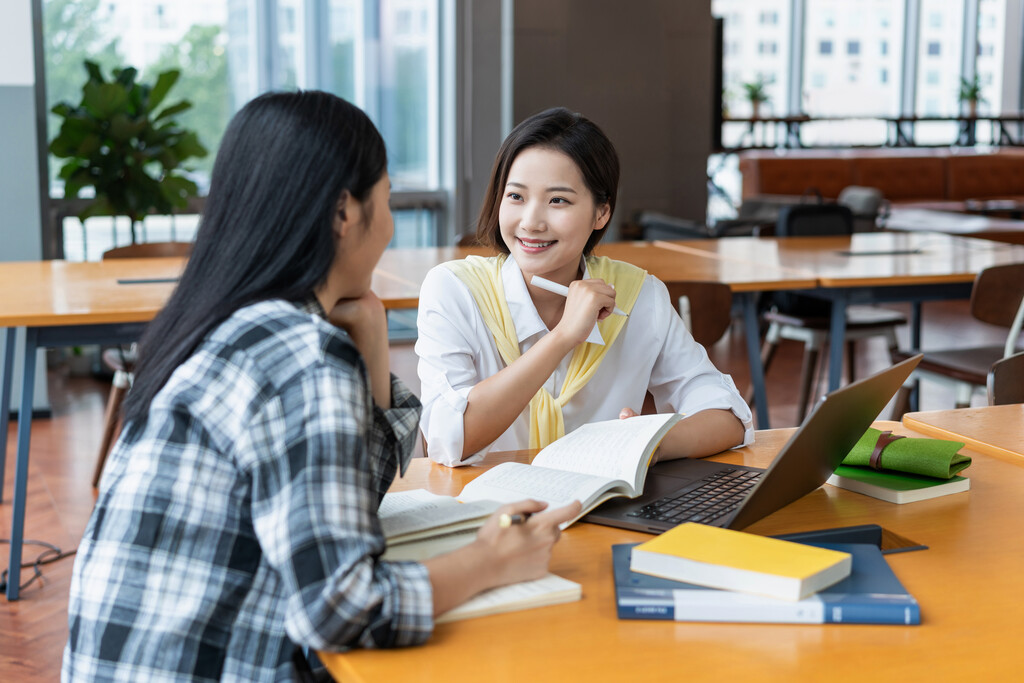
459,414,682,525
379,489,500,545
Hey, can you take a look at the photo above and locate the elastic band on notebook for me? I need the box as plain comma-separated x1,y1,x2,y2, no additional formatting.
869,430,906,470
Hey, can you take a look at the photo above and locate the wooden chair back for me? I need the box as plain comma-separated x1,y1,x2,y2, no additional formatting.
102,241,193,260
970,262,1024,328
988,352,1024,405
663,281,733,348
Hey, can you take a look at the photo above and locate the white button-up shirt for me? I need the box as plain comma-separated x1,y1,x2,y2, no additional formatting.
415,256,754,467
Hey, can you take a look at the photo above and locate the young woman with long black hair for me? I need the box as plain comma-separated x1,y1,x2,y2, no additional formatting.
63,91,578,682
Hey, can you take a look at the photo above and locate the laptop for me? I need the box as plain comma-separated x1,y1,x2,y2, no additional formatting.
584,354,922,533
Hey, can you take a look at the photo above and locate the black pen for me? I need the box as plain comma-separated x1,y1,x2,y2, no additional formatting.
498,513,532,528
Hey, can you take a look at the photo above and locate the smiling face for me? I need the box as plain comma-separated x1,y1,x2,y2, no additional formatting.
498,146,610,286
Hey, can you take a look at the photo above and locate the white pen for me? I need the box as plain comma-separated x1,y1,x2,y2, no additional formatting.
530,275,629,317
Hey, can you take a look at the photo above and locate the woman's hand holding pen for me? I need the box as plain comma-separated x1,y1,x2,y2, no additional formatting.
423,498,582,617
550,278,618,347
475,499,583,587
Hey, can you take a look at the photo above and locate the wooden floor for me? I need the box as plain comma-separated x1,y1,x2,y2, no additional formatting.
0,299,1005,680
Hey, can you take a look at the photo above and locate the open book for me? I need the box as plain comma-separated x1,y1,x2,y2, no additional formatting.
379,488,499,545
378,489,581,622
458,413,683,526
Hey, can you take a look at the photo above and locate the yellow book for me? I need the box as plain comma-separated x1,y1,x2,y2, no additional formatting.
630,523,852,601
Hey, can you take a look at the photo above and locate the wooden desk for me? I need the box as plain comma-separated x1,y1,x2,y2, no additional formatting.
902,405,1024,460
884,208,1024,246
653,232,1024,394
0,259,187,599
320,420,1024,681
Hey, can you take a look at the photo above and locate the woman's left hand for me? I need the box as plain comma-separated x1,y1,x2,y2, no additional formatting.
328,292,391,407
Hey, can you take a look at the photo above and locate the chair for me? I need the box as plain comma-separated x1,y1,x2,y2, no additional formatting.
988,352,1024,405
748,204,907,423
663,281,734,348
635,211,714,240
892,262,1024,414
642,281,734,415
836,185,887,233
92,241,193,487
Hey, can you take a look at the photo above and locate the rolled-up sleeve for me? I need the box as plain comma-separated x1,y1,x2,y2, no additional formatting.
646,278,755,448
246,358,433,652
415,266,492,467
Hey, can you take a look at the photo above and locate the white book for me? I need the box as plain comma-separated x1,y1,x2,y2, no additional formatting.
436,573,582,623
378,489,500,545
458,413,683,527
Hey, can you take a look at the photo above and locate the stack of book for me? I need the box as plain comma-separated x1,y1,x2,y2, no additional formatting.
826,465,969,504
616,523,920,625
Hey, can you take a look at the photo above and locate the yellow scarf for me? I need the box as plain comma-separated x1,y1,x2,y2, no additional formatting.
445,254,647,449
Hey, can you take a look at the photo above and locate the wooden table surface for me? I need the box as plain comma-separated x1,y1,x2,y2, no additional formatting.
656,231,1024,288
0,250,489,326
0,258,185,326
320,420,1024,682
7,232,1014,327
902,405,1024,460
607,241,818,292
885,207,1024,246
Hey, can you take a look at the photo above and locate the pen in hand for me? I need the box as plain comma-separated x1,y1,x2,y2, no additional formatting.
498,513,532,528
530,275,629,317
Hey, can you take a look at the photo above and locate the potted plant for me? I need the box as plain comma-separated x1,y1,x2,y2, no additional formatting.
742,76,772,119
49,61,208,244
958,75,985,118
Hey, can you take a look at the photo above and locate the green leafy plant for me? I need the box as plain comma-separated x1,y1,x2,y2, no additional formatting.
742,76,772,105
741,76,772,119
958,75,986,105
49,61,208,243
954,73,987,112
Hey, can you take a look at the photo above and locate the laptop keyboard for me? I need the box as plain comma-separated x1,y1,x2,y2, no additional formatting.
627,468,763,525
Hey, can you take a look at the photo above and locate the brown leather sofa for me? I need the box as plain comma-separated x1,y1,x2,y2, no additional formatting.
738,148,1024,205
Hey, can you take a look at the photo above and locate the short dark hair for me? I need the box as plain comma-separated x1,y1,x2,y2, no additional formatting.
475,107,620,256
123,90,387,424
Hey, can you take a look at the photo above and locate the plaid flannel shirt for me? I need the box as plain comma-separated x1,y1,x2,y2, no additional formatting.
63,298,430,682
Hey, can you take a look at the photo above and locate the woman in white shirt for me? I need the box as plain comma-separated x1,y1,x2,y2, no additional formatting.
416,108,753,468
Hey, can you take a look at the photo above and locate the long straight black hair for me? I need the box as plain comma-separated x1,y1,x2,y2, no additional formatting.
122,90,387,425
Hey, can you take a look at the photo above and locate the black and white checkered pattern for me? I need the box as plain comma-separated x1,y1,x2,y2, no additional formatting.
63,298,430,682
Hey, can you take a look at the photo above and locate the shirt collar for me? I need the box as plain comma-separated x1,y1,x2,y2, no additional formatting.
298,295,327,320
501,256,605,346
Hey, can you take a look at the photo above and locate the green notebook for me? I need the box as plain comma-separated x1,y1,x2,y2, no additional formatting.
827,465,970,504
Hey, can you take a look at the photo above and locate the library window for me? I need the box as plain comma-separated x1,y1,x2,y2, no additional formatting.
820,40,833,55
926,41,941,56
41,0,449,259
847,40,860,56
